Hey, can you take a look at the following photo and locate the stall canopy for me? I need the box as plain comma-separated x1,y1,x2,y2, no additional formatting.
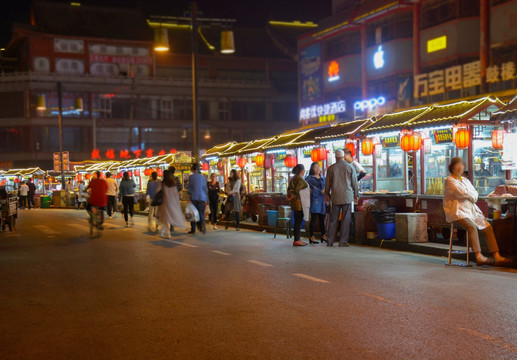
262,130,314,151
236,137,277,155
219,142,250,157
491,96,517,122
361,107,431,135
316,118,374,140
202,141,237,158
2,168,46,177
75,161,119,173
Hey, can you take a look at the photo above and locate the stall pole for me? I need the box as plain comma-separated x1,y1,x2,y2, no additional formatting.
263,168,267,192
271,155,275,193
468,126,474,183
57,81,65,189
403,152,408,190
412,151,419,195
360,23,368,99
480,0,490,93
246,171,250,194
420,147,426,195
372,155,377,192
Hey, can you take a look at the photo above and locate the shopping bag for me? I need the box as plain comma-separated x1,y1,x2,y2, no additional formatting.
205,203,211,215
185,203,200,222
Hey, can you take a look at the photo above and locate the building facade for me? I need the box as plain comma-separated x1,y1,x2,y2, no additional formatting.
0,0,304,168
298,0,517,126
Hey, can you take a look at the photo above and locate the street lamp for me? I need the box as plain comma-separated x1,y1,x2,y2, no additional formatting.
150,2,236,162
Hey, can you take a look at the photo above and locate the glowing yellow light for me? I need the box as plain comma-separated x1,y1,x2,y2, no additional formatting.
268,20,317,28
427,35,447,53
70,2,81,6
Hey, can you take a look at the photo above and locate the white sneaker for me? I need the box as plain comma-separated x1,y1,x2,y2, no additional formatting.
125,222,129,227
130,217,134,226
214,225,218,230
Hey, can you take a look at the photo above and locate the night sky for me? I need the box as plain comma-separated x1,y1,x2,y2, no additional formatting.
1,0,332,47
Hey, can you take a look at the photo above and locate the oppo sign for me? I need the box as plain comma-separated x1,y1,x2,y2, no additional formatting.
354,97,386,111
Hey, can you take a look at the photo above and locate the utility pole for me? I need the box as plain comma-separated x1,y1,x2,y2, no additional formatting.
191,1,200,162
57,81,65,188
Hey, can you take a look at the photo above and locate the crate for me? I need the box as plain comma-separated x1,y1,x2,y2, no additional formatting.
395,213,428,243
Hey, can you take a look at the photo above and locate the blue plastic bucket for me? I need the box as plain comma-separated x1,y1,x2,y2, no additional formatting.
376,222,396,240
267,210,279,226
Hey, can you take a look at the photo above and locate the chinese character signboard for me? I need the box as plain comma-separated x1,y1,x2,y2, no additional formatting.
433,129,453,144
299,43,322,106
381,136,400,148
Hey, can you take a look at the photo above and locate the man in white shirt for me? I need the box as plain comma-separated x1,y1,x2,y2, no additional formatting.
105,172,118,218
344,148,367,181
19,181,30,209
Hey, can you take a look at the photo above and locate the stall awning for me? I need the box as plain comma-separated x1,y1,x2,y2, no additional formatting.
220,142,250,157
75,161,119,173
202,142,237,158
491,96,517,122
237,137,277,155
2,167,46,176
316,119,373,140
407,96,504,129
361,107,431,134
263,130,313,151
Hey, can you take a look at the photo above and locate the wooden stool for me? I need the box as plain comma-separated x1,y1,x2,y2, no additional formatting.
274,217,291,239
447,222,472,267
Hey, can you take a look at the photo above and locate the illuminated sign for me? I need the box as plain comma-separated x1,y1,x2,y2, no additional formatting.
381,136,399,148
328,60,340,82
354,97,386,112
427,35,447,53
433,129,453,144
299,100,346,121
373,45,385,69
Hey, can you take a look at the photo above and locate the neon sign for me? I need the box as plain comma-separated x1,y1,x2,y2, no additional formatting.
373,45,385,69
299,100,346,121
354,97,386,112
328,60,340,82
427,35,447,53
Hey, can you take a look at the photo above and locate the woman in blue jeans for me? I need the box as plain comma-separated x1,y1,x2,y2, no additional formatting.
305,162,327,244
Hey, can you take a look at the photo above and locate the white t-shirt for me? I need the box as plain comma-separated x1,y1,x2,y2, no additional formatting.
19,184,29,196
106,178,118,196
351,160,365,174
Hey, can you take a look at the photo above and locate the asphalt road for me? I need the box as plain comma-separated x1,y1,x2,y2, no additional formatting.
1,209,517,360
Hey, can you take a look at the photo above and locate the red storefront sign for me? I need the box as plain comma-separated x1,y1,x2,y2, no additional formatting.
89,54,152,65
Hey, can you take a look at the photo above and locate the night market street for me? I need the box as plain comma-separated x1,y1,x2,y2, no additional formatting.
0,209,516,360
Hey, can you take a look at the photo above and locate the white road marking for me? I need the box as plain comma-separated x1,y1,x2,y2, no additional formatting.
33,225,60,235
163,240,198,248
68,223,88,230
458,328,517,354
211,250,231,256
248,260,273,267
293,273,329,284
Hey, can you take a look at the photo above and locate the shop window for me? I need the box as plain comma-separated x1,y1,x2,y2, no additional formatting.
55,59,84,74
0,127,26,152
423,141,456,194
376,148,405,191
161,98,173,120
324,31,361,60
219,100,229,121
33,57,50,73
472,126,506,195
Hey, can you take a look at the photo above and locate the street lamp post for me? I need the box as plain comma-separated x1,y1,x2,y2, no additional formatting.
191,2,200,162
57,81,65,188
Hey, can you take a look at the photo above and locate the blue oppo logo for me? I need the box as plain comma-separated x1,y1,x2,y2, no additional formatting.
354,97,386,111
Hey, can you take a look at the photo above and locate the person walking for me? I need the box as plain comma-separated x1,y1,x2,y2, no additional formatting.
86,171,108,227
119,171,136,227
167,166,183,233
27,178,36,209
146,171,160,232
305,162,327,244
207,173,221,230
157,170,185,239
187,163,208,234
105,172,118,218
325,149,358,247
19,181,29,209
77,180,88,209
224,169,245,231
287,164,309,246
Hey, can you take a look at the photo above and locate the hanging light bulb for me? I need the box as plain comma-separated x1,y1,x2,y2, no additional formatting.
36,95,46,110
181,129,187,139
154,27,169,52
204,129,211,140
75,97,83,112
220,30,235,54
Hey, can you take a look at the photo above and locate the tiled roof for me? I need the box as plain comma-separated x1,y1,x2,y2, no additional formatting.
491,96,517,122
3,168,45,176
202,142,237,158
316,119,374,139
361,107,431,134
407,97,503,129
237,138,277,155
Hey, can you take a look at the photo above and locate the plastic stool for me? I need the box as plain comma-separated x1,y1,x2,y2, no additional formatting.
447,222,471,267
274,217,291,239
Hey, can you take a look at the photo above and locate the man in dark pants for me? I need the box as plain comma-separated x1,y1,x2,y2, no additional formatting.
325,149,358,247
105,172,118,218
27,178,36,209
187,163,208,234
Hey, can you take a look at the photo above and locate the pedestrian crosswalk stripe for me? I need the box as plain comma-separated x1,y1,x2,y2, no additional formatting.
248,260,273,267
211,250,231,256
33,225,60,235
293,273,329,284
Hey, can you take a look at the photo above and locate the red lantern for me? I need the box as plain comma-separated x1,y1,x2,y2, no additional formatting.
14,178,19,183
202,162,209,171
345,142,356,157
455,127,470,149
492,129,505,150
77,174,82,181
117,173,122,179
311,148,320,162
134,169,140,177
255,153,265,167
238,157,247,168
361,138,374,156
284,155,297,168
410,132,422,151
157,168,163,177
144,168,152,176
85,174,91,180
217,161,224,171
128,171,133,178
400,131,422,152
317,147,327,161
99,172,106,179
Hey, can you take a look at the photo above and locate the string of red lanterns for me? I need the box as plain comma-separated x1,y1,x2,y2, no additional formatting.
361,138,374,156
454,126,469,149
284,155,297,168
400,131,422,152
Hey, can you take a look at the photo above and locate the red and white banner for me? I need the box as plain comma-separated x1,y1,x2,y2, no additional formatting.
89,54,152,65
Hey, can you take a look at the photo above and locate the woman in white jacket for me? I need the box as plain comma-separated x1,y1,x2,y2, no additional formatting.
443,157,510,266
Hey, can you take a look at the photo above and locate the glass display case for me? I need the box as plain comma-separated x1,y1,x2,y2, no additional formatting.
472,126,506,196
358,154,373,192
376,147,404,191
423,142,455,194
